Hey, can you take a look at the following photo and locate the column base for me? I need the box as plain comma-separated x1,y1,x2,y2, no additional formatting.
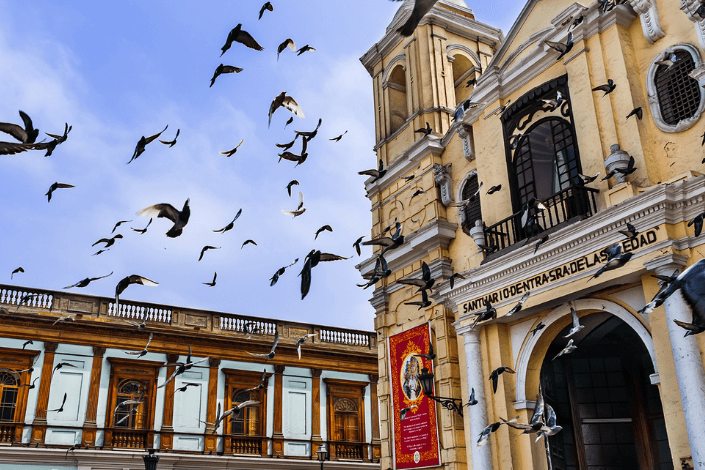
81,423,97,447
272,433,284,456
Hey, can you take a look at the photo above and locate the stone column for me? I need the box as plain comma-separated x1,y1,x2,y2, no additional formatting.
272,364,285,456
82,346,106,447
30,341,58,444
458,327,492,470
203,358,221,453
311,368,323,454
369,374,382,462
159,353,180,450
646,256,705,468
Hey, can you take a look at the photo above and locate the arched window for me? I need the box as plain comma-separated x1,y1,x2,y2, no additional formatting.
655,50,699,125
647,44,705,133
512,117,580,206
460,173,482,234
333,397,360,444
387,65,408,134
451,53,476,106
0,371,19,422
114,379,149,429
230,389,260,436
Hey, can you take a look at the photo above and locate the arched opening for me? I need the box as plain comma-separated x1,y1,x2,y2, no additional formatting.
512,117,580,206
451,53,476,105
539,312,673,470
387,64,408,134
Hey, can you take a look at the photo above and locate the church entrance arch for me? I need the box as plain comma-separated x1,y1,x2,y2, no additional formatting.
539,311,673,470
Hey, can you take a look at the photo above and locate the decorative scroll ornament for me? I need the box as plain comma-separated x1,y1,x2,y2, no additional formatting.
626,0,665,43
456,124,475,161
433,163,453,207
680,0,705,48
334,397,358,412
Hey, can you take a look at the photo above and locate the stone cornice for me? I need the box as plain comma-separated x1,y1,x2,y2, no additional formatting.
360,2,503,76
356,220,458,278
437,175,705,314
365,136,445,197
461,4,637,126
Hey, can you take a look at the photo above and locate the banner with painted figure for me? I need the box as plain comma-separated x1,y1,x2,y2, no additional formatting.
388,323,441,470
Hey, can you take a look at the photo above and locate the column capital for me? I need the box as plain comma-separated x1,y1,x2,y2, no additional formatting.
311,368,322,378
209,357,221,368
274,364,286,374
369,374,379,383
166,353,180,364
643,253,688,275
43,342,58,353
92,346,106,357
454,322,482,339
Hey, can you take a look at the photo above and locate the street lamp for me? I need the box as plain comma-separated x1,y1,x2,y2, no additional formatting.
316,443,329,470
143,448,159,470
419,367,464,416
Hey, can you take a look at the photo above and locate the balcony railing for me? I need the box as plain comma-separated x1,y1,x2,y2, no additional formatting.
331,440,365,460
0,285,376,353
111,429,148,448
0,424,16,443
225,435,264,455
484,185,599,256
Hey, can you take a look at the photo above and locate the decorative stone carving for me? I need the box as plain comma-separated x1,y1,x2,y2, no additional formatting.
681,0,705,48
646,43,705,133
681,0,705,21
456,124,475,161
433,163,453,206
626,0,665,43
469,220,486,250
604,144,632,184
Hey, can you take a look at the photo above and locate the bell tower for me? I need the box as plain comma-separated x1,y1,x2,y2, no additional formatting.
359,3,502,470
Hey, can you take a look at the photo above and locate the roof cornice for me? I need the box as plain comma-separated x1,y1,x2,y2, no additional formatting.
360,3,503,77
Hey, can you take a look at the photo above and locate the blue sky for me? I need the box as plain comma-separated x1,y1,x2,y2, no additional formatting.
0,1,522,329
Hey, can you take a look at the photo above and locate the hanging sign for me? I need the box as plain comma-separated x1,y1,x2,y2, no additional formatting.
388,323,441,470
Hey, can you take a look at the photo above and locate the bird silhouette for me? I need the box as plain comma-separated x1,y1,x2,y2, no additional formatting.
221,24,263,56
137,198,190,238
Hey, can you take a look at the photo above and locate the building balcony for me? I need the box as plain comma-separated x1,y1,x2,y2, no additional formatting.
483,185,600,260
0,284,376,355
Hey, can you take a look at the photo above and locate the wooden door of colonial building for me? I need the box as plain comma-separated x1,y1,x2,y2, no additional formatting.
540,314,674,470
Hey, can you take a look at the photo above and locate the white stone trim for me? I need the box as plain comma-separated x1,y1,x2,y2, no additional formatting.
438,175,705,310
461,3,637,126
446,44,482,69
646,43,705,133
513,298,657,404
381,54,407,84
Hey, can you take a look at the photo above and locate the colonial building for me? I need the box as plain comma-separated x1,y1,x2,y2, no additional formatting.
0,283,380,470
358,0,705,469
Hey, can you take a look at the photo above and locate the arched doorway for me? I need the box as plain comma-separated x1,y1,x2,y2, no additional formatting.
540,312,674,470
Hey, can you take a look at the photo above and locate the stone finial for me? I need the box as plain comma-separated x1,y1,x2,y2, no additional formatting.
604,144,632,184
470,220,486,249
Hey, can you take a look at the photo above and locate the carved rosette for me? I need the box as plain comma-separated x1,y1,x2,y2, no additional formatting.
625,0,665,43
680,0,705,47
456,124,475,161
433,163,453,206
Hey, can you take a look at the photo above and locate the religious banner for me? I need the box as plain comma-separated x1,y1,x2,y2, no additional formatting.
388,323,441,469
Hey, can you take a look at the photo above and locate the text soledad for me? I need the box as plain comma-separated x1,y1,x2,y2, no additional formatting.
461,229,658,313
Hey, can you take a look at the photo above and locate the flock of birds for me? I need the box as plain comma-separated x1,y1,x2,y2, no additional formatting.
3,0,705,456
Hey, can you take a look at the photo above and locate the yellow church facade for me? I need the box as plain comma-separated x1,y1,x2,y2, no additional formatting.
358,0,705,469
